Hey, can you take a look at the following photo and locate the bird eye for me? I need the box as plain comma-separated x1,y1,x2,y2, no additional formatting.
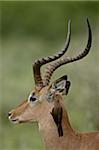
30,96,36,102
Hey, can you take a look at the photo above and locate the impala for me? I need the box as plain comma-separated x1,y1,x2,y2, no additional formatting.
8,19,99,150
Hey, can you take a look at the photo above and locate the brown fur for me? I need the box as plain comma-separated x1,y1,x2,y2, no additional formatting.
9,89,99,150
8,19,97,149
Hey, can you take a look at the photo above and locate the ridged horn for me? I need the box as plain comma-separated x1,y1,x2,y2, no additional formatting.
43,19,92,86
33,20,71,88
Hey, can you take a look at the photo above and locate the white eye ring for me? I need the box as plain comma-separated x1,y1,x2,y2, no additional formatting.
30,96,36,102
28,94,37,102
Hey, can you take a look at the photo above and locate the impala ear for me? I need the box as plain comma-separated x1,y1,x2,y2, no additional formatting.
46,75,71,102
51,75,71,95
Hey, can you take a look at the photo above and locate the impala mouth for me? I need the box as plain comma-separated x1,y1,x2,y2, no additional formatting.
12,119,18,122
9,117,28,124
11,119,19,124
9,117,19,124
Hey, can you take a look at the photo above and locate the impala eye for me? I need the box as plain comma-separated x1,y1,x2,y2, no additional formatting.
30,96,36,102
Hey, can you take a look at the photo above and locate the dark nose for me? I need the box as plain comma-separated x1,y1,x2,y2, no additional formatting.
8,112,11,117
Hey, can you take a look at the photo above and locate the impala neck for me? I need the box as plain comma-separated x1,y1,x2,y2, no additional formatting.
38,102,76,150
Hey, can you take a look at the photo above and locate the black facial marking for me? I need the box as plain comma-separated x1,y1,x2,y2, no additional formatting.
32,92,35,96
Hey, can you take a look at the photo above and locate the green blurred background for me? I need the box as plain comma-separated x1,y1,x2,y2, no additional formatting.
0,1,99,150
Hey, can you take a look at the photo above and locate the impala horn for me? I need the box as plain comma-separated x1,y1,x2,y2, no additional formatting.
33,20,71,89
43,19,92,86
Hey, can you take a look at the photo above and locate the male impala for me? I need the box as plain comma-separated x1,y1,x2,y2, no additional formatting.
8,19,99,150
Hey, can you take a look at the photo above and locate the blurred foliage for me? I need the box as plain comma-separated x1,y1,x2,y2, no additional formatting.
0,1,99,150
1,1,99,40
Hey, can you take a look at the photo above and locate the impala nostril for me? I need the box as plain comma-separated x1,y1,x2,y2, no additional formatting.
8,112,11,117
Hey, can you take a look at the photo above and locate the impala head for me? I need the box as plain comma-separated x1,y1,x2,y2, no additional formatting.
8,19,92,127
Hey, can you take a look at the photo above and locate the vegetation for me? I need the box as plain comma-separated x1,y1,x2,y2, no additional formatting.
0,1,99,150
